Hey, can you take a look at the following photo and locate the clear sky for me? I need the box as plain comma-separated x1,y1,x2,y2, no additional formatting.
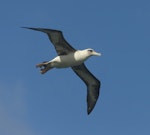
0,0,150,135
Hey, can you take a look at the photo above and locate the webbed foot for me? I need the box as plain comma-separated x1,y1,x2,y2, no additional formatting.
36,61,52,74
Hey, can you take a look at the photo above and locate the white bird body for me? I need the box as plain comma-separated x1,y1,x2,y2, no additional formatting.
49,49,101,68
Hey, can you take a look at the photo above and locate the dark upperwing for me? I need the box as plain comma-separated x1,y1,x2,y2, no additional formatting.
72,63,100,114
22,27,76,55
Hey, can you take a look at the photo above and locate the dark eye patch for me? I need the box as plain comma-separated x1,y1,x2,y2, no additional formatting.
88,49,93,52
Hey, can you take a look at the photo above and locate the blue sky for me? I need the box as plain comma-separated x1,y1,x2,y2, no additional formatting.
0,0,150,135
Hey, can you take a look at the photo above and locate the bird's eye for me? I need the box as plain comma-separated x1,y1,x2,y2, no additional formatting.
88,49,93,52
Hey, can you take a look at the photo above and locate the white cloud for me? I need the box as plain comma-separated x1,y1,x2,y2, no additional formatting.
0,81,38,135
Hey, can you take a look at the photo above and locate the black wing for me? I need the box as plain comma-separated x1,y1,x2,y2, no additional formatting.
72,63,100,115
22,27,76,55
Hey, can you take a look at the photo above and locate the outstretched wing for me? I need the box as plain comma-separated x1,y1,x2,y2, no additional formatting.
72,63,100,115
22,27,76,55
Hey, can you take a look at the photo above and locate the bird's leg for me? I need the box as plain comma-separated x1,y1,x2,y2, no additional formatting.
36,61,53,74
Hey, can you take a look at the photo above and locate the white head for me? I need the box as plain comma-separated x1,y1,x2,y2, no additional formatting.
74,48,101,64
85,48,101,57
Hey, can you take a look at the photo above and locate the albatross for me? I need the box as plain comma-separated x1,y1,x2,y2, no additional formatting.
23,27,101,115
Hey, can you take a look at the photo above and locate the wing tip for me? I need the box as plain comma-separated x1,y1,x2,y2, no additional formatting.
21,27,41,31
87,96,99,115
21,26,32,29
87,107,94,115
21,27,62,33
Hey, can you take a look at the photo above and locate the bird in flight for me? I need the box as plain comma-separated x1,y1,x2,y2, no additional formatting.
23,27,101,115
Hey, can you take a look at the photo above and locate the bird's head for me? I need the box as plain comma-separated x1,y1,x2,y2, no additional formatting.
85,48,101,57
